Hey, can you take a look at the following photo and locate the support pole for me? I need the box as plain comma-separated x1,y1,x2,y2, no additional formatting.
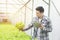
31,0,34,40
48,0,51,17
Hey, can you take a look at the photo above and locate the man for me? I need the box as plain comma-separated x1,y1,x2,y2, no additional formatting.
22,6,52,40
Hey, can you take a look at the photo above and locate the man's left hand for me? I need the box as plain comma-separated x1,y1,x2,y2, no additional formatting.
39,24,44,29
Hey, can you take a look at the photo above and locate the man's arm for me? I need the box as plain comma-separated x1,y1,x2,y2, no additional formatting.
22,24,33,31
22,17,36,31
40,19,52,32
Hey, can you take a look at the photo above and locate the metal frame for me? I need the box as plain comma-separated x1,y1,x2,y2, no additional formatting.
42,0,51,17
42,0,60,17
51,1,60,16
0,0,60,16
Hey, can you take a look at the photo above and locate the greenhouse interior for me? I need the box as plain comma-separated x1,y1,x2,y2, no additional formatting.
0,0,60,40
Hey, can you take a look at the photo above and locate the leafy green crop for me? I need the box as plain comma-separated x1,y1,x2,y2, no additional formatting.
16,22,25,30
0,24,31,40
34,22,40,27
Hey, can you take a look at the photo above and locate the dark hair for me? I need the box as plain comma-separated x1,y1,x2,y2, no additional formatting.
36,6,44,13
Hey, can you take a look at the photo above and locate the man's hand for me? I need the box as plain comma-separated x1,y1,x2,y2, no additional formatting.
21,29,26,31
18,28,26,31
39,24,44,29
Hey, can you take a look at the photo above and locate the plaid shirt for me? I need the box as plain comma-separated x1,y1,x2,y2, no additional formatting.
29,16,52,40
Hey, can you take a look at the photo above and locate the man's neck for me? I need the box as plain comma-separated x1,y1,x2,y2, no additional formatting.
39,16,43,19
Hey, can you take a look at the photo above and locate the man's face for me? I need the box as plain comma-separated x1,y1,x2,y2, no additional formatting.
36,11,43,18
